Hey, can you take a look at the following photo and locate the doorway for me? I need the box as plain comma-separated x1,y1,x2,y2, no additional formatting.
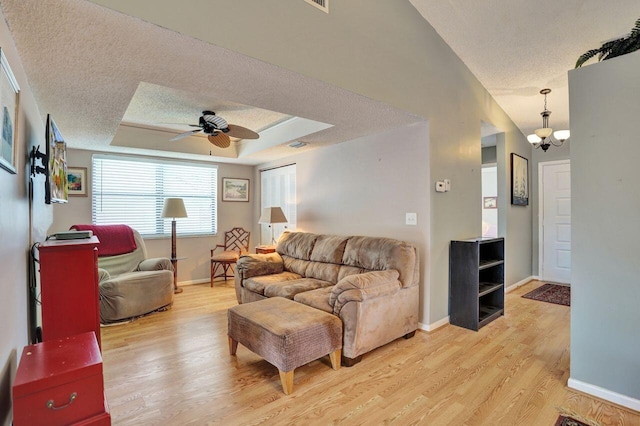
538,160,571,283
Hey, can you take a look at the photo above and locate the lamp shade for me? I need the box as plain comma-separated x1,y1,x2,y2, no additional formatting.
259,207,288,224
161,198,188,218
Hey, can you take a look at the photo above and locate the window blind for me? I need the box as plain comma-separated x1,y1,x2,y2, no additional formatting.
92,155,217,237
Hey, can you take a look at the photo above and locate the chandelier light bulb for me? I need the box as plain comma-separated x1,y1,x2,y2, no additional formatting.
529,89,569,152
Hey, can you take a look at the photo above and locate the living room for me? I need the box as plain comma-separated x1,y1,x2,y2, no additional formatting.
1,0,639,424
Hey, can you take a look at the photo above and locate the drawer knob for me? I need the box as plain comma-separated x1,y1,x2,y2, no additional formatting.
46,392,77,410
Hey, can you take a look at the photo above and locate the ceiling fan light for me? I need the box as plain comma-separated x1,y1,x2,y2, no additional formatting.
553,130,570,141
534,128,553,138
527,134,541,144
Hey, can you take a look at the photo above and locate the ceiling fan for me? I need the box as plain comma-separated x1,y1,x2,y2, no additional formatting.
169,110,259,148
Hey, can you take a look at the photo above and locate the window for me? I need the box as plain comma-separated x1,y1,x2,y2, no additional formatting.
260,164,296,244
92,155,217,236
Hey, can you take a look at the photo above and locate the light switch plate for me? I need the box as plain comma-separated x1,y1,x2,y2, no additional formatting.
406,212,417,226
444,179,451,191
435,181,446,192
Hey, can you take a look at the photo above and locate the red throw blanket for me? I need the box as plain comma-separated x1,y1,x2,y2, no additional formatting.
70,224,137,257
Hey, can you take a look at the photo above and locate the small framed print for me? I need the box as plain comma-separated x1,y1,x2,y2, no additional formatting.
67,167,88,196
483,196,497,209
222,177,249,202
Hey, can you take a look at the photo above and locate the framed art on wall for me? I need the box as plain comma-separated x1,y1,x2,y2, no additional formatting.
511,153,529,206
0,48,20,174
483,196,497,209
67,167,88,196
222,178,249,202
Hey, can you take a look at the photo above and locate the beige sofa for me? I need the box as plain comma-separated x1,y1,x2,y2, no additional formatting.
234,231,419,365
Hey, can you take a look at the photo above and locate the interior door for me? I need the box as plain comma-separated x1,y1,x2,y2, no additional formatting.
540,160,571,283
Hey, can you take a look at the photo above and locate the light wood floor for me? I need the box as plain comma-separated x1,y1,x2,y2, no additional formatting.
101,280,640,425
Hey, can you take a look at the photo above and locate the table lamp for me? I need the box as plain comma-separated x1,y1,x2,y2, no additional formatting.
259,207,288,245
161,198,188,294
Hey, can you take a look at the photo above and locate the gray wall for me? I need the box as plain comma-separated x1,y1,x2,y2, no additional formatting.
94,0,535,325
257,122,430,323
0,13,51,425
50,149,255,283
569,51,640,401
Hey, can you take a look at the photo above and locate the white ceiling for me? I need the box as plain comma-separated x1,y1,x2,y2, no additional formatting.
410,0,640,137
2,0,640,163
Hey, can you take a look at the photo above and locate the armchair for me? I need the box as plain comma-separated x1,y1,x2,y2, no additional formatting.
72,224,174,323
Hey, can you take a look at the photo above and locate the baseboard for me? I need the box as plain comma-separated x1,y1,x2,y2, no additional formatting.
568,378,640,412
177,278,210,286
505,275,537,293
419,316,449,332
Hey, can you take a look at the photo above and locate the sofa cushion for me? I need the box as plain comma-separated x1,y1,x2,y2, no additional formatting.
342,236,417,288
293,286,334,313
309,235,349,264
282,256,312,277
244,272,301,296
305,262,341,283
263,278,334,299
277,231,319,260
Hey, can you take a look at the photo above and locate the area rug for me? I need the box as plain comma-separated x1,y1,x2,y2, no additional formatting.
554,415,590,426
522,283,570,306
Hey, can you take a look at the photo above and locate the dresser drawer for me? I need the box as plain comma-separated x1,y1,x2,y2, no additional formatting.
13,373,105,426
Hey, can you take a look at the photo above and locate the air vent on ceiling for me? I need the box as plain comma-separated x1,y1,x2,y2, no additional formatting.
304,0,328,13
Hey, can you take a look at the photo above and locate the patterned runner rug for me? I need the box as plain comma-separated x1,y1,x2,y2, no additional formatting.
555,415,590,426
522,283,570,306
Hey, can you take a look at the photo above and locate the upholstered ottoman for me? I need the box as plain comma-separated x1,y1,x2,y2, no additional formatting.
227,297,342,394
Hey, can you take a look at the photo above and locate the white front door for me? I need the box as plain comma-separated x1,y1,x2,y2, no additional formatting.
539,160,571,283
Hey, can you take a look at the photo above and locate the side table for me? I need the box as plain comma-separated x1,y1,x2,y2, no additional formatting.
170,256,187,294
255,245,276,254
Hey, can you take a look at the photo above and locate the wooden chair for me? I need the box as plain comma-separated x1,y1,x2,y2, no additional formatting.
210,227,250,286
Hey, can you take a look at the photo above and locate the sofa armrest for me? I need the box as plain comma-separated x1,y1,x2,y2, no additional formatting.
97,268,111,283
137,257,173,272
330,270,401,315
236,253,284,279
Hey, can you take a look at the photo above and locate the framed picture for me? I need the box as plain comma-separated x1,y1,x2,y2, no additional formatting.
0,49,20,174
511,153,529,206
67,167,88,196
483,196,497,209
222,177,249,202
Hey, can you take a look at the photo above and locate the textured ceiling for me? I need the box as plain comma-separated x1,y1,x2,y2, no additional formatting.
410,0,640,137
0,0,422,165
5,0,639,162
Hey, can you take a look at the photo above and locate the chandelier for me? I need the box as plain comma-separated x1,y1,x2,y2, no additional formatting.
527,88,570,151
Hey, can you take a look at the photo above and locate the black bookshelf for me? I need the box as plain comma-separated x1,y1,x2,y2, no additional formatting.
449,237,505,331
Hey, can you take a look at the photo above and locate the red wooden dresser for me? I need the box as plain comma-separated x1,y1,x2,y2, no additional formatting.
12,332,110,425
38,236,101,348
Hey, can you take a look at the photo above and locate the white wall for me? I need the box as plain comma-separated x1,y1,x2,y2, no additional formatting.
569,51,640,406
0,11,51,424
257,122,431,323
481,166,498,238
50,149,255,284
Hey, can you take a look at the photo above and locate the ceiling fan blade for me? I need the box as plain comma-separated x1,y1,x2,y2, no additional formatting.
169,129,202,141
226,124,259,140
208,132,231,148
